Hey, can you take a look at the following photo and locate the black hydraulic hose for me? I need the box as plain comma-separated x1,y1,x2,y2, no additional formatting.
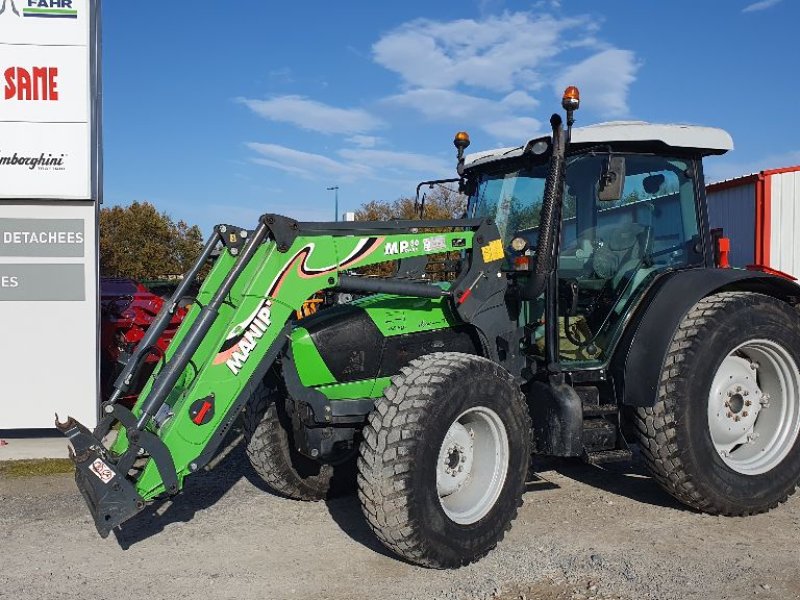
107,230,222,405
524,114,566,300
135,221,270,430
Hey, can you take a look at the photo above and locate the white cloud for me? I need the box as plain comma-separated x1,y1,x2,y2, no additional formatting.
338,148,451,175
345,135,382,148
554,49,640,117
501,90,539,109
482,117,542,140
373,13,592,92
372,11,639,137
742,0,782,12
246,142,369,180
384,88,542,143
239,10,641,178
238,96,383,135
385,88,496,120
246,142,452,182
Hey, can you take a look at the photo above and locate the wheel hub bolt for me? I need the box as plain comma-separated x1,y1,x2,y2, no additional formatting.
751,362,759,370
735,415,741,422
745,400,752,407
726,411,734,418
742,411,749,417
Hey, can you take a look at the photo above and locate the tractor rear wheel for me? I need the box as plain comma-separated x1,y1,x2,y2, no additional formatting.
634,292,800,515
243,381,333,501
357,352,531,568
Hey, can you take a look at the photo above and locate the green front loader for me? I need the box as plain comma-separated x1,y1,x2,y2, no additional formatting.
60,90,800,568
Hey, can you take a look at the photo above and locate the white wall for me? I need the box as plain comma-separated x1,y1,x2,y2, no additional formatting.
0,202,97,429
770,170,800,278
0,0,99,429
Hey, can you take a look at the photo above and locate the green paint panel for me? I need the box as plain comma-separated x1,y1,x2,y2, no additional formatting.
355,289,455,337
290,326,336,386
317,377,392,400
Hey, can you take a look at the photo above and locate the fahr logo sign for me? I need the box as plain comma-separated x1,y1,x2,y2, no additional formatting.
0,0,78,19
4,66,58,100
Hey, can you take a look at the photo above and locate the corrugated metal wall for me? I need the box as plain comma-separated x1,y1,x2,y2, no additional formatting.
706,183,756,267
770,170,800,276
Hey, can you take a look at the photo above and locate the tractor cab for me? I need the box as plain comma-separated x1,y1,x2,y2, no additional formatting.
462,120,733,367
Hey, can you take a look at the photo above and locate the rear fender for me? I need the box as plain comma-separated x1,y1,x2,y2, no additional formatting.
613,269,800,408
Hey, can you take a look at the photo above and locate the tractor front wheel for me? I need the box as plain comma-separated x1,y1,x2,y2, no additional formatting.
634,292,800,515
357,352,531,568
243,382,333,501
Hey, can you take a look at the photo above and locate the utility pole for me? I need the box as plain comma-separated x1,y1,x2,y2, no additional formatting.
327,186,339,222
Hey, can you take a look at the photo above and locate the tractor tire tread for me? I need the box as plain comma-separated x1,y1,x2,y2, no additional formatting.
357,352,529,568
243,382,332,501
632,291,798,515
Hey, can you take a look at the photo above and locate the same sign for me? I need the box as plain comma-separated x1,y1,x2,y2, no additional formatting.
0,0,98,200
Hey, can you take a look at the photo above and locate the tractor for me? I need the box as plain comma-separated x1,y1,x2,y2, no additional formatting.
58,87,800,569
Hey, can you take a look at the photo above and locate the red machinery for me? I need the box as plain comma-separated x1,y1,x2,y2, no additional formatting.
100,278,187,406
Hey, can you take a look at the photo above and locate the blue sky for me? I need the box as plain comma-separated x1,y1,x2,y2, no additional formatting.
102,0,799,233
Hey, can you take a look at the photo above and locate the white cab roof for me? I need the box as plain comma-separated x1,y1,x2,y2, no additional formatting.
464,121,734,169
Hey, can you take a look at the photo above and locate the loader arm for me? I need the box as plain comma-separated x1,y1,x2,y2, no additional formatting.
57,214,511,536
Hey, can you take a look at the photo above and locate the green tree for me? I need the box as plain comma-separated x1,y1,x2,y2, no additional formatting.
354,185,466,221
99,201,204,280
353,186,467,278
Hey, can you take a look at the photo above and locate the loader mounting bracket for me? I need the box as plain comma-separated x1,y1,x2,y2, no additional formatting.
260,214,300,253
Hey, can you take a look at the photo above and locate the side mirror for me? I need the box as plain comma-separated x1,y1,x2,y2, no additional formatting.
598,156,626,202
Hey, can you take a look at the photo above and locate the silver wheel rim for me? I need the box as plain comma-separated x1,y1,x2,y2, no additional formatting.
436,406,509,525
707,339,800,475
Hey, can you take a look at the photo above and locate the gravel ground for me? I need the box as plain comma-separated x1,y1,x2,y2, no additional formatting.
1,443,798,600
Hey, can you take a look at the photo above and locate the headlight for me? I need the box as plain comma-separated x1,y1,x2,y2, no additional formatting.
511,237,528,252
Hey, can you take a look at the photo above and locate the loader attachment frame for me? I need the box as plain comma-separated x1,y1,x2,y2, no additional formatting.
58,212,520,536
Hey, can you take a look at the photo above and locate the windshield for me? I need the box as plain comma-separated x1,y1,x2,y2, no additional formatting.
467,162,548,245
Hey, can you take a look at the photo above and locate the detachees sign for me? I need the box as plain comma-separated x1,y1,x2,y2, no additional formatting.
0,217,84,257
0,263,84,300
